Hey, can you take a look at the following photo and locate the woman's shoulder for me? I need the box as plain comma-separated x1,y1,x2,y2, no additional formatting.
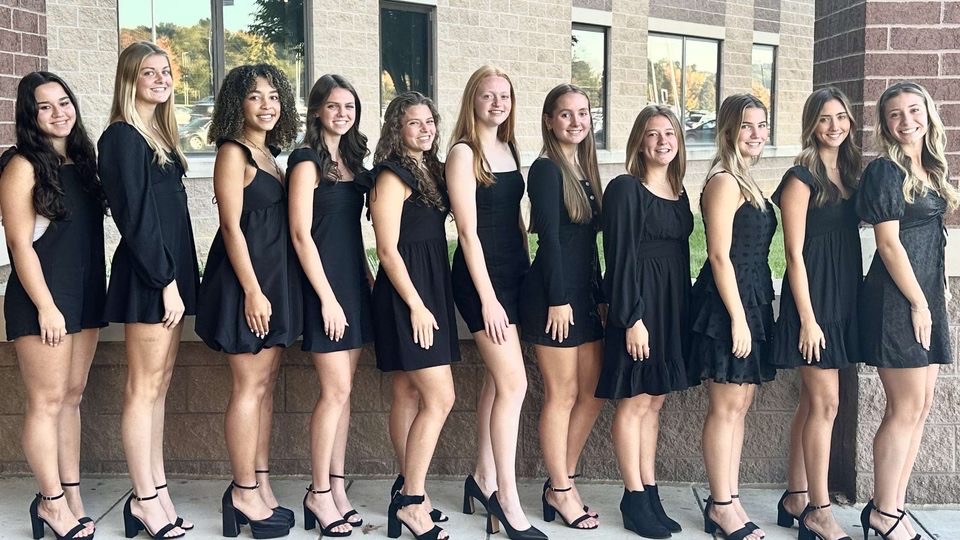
359,159,417,191
99,122,147,151
863,156,904,182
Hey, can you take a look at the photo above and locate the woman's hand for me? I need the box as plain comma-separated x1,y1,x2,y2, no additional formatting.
322,300,349,342
38,304,67,347
545,304,574,343
161,280,186,330
411,304,439,349
911,305,932,351
244,290,272,338
798,320,826,364
625,319,649,361
482,299,510,345
731,316,752,358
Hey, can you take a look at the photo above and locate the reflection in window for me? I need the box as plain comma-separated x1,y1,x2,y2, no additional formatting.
647,34,719,145
752,44,776,143
571,25,607,149
380,3,433,116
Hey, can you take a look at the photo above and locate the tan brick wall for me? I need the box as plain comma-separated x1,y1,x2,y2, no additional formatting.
607,0,649,151
722,0,755,99
0,0,48,147
776,0,814,147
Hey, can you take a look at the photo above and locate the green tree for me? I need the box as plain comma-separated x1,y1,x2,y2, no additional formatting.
248,0,304,58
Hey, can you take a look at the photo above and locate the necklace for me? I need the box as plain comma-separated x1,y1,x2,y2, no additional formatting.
241,136,283,179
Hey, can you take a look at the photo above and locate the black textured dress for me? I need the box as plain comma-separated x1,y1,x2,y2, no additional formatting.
195,141,302,354
596,175,694,398
287,147,374,353
359,160,460,372
5,164,107,340
856,157,952,367
520,157,604,347
451,166,529,333
98,122,199,324
689,174,778,385
771,166,862,369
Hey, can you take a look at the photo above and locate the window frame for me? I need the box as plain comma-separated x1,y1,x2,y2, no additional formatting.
751,43,777,146
571,22,609,149
379,0,437,115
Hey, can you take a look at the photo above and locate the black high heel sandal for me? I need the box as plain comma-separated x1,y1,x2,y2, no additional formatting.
645,484,681,533
255,470,295,528
619,488,670,539
221,481,291,539
29,491,90,540
122,492,184,539
798,503,851,540
330,473,363,527
702,497,752,540
154,484,193,531
541,485,597,530
776,489,807,528
392,474,447,523
487,491,547,540
387,493,447,540
303,485,352,537
462,474,490,515
731,494,763,538
568,474,599,518
60,482,95,531
859,502,921,540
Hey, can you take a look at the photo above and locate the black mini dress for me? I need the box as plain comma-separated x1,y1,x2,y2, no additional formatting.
771,165,862,369
688,173,778,385
451,166,529,333
596,175,694,398
358,160,460,372
856,157,953,368
195,141,302,354
98,122,199,324
4,163,107,340
520,157,603,347
287,147,374,353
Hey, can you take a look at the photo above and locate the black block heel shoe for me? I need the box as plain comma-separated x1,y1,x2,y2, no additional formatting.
776,489,807,528
798,503,851,540
541,485,597,530
60,482,95,532
122,492,183,539
302,484,352,536
29,491,90,540
487,491,546,540
221,481,291,539
329,473,363,527
462,475,490,515
154,483,193,531
392,475,447,523
620,489,670,539
702,497,752,540
254,470,295,528
387,493,446,540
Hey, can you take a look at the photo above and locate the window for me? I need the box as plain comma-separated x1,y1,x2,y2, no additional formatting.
119,0,307,154
752,44,776,144
571,24,608,149
646,33,720,145
380,2,434,117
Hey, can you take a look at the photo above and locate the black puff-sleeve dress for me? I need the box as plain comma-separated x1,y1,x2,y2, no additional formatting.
856,157,952,367
771,166,862,369
595,175,694,398
519,157,604,347
195,140,302,354
358,160,460,372
287,147,374,353
688,173,778,385
98,122,199,324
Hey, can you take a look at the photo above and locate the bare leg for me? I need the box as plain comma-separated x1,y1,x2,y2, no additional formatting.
565,340,604,514
330,349,362,524
388,372,418,473
783,378,811,517
472,367,497,494
151,323,190,529
638,395,666,485
612,394,652,491
894,365,938,538
729,384,764,538
254,351,283,509
799,367,848,539
57,329,98,530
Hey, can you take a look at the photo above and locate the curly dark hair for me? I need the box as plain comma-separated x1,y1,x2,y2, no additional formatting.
207,64,300,148
374,92,446,211
303,74,369,182
0,71,105,220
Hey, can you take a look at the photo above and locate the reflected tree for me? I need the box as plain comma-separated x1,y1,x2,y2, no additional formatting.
248,0,305,58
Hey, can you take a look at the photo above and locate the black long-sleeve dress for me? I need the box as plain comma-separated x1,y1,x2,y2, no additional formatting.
519,157,603,347
595,175,694,398
98,122,199,323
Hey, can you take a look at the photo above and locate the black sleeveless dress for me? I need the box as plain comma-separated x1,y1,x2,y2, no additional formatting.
287,147,374,353
856,157,952,367
688,174,778,385
596,175,694,398
5,163,107,340
771,165,862,369
451,166,529,333
358,160,460,372
98,122,199,323
195,141,302,354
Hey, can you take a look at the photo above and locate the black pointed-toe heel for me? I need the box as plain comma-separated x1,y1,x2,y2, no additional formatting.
122,492,184,539
487,491,547,540
254,470,295,528
702,497,752,540
620,488,671,538
776,489,807,528
329,474,363,527
541,485,597,530
387,493,446,540
153,483,194,531
859,502,920,540
60,482,95,532
644,484,681,533
302,485,352,537
462,474,490,515
222,481,291,539
798,503,852,540
29,491,90,540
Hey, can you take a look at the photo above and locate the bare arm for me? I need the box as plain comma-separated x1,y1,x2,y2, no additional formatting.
874,220,931,349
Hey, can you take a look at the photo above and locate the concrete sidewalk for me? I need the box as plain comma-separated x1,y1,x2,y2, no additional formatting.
2,477,958,539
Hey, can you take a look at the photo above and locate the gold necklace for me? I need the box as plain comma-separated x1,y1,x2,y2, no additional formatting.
241,136,282,178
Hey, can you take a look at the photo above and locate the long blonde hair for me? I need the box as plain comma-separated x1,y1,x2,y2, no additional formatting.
624,105,686,197
708,93,767,209
449,66,520,186
874,81,958,210
796,87,861,207
540,84,601,223
109,41,186,169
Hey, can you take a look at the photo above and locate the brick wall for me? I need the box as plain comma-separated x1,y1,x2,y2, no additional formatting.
0,0,47,148
649,0,725,26
755,0,781,32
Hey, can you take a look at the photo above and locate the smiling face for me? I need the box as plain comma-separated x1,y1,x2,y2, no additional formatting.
883,90,928,149
544,91,591,149
34,82,75,141
737,106,768,157
814,98,850,149
473,75,512,128
135,54,173,107
317,86,355,137
400,103,436,157
242,76,280,133
640,114,678,168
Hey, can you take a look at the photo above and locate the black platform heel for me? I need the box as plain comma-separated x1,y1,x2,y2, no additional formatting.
620,488,671,538
122,492,183,539
221,481,290,539
702,497,752,540
486,491,547,540
462,474,490,515
329,473,363,527
255,470,295,528
541,485,597,529
392,474,447,523
29,491,90,540
60,482,95,531
387,493,446,540
777,489,807,528
303,485,352,537
644,484,681,533
153,484,193,531
859,502,921,540
798,503,851,540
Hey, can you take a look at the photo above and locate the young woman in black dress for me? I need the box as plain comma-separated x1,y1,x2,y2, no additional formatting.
194,64,301,539
772,88,861,540
691,94,774,540
597,105,692,538
857,82,957,540
360,92,458,540
1,72,105,540
100,41,199,540
521,84,603,531
288,74,373,536
447,66,542,540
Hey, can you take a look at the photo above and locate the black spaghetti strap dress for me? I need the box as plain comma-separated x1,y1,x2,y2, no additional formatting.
856,157,952,367
287,147,374,353
195,140,302,354
596,175,694,398
520,157,604,347
98,122,199,324
688,174,778,385
4,163,107,340
451,165,529,333
771,165,862,369
358,160,460,372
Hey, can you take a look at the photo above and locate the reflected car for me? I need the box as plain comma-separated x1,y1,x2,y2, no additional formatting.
685,119,716,145
178,117,213,152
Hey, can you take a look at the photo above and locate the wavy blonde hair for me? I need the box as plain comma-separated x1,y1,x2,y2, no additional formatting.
796,87,861,207
624,105,686,197
109,41,186,169
874,81,958,210
540,84,601,223
708,93,767,210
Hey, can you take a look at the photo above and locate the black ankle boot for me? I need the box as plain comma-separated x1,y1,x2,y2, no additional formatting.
620,489,671,539
644,484,681,533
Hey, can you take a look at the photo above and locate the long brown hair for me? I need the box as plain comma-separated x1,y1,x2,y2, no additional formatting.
540,84,601,223
708,93,767,209
624,105,686,197
795,87,861,207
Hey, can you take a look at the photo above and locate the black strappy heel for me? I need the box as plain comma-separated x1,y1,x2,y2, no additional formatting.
329,474,363,527
702,497,753,540
776,489,807,528
122,492,184,539
303,485,352,537
387,493,447,540
731,494,764,538
541,485,597,530
29,491,90,540
568,474,598,518
859,502,921,540
59,482,95,531
391,474,447,523
798,503,852,540
153,484,193,531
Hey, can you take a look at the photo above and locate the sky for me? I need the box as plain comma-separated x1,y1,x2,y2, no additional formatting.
118,0,268,32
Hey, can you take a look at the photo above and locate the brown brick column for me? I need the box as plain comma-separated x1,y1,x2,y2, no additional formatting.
0,0,48,148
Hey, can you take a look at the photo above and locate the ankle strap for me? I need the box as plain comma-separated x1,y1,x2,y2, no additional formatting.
568,473,581,479
393,493,426,507
133,492,159,502
706,498,733,506
785,489,808,495
231,481,259,490
730,493,740,499
873,505,903,520
60,482,81,488
330,474,345,480
807,503,831,511
155,483,168,490
306,484,331,494
37,491,66,501
551,486,573,493
255,469,270,474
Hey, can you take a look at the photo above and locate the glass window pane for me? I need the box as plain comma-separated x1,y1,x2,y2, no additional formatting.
380,7,432,116
683,38,718,146
572,26,607,148
646,34,683,116
752,44,775,143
